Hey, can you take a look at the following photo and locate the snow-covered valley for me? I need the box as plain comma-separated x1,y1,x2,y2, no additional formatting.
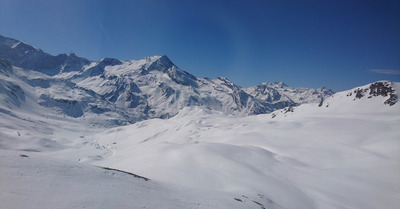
1,35,399,209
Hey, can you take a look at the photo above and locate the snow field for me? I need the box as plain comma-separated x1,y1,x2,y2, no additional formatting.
78,103,399,209
1,35,399,208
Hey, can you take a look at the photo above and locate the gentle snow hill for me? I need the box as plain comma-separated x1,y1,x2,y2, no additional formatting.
75,82,399,209
0,150,270,209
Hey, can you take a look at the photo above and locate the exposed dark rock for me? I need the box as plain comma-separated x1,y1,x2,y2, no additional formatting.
354,88,366,99
283,106,294,114
318,97,324,107
369,81,394,97
99,166,150,181
369,82,398,106
350,81,398,106
384,94,398,106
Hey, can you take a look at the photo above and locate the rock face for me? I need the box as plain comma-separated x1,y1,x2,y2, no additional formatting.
0,34,337,125
347,81,398,106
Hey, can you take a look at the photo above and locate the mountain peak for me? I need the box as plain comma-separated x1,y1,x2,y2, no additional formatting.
0,35,41,53
0,35,90,74
141,55,176,74
158,55,171,61
144,55,170,62
13,41,41,52
150,55,174,66
2,34,395,124
259,82,288,88
0,34,20,48
98,57,122,66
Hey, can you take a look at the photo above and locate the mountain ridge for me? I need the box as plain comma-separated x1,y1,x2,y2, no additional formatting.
2,34,397,127
1,35,399,209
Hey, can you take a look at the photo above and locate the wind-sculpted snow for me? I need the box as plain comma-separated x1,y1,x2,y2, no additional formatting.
80,103,398,209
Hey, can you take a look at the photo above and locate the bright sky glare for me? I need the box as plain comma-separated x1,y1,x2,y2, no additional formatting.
0,0,399,91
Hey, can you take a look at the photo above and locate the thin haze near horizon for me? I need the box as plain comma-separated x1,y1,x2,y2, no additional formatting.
0,0,399,91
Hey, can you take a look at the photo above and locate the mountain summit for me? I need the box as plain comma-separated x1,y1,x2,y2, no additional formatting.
0,35,90,74
0,35,399,209
0,34,335,125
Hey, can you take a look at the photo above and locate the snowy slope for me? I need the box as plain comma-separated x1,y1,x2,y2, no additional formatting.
24,81,394,209
1,150,271,209
75,95,398,209
1,34,399,209
2,95,398,208
0,35,333,124
271,81,399,118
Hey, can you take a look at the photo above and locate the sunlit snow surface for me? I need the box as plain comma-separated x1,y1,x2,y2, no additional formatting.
1,84,399,209
1,36,399,208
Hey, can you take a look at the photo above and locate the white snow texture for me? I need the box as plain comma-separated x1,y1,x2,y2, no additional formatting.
0,35,399,209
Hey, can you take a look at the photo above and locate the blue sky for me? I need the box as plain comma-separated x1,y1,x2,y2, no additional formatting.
0,0,399,91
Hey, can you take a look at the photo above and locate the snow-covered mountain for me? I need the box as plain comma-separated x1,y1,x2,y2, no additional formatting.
0,35,90,74
271,80,399,119
2,83,398,209
245,82,334,109
1,34,399,209
0,35,334,125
